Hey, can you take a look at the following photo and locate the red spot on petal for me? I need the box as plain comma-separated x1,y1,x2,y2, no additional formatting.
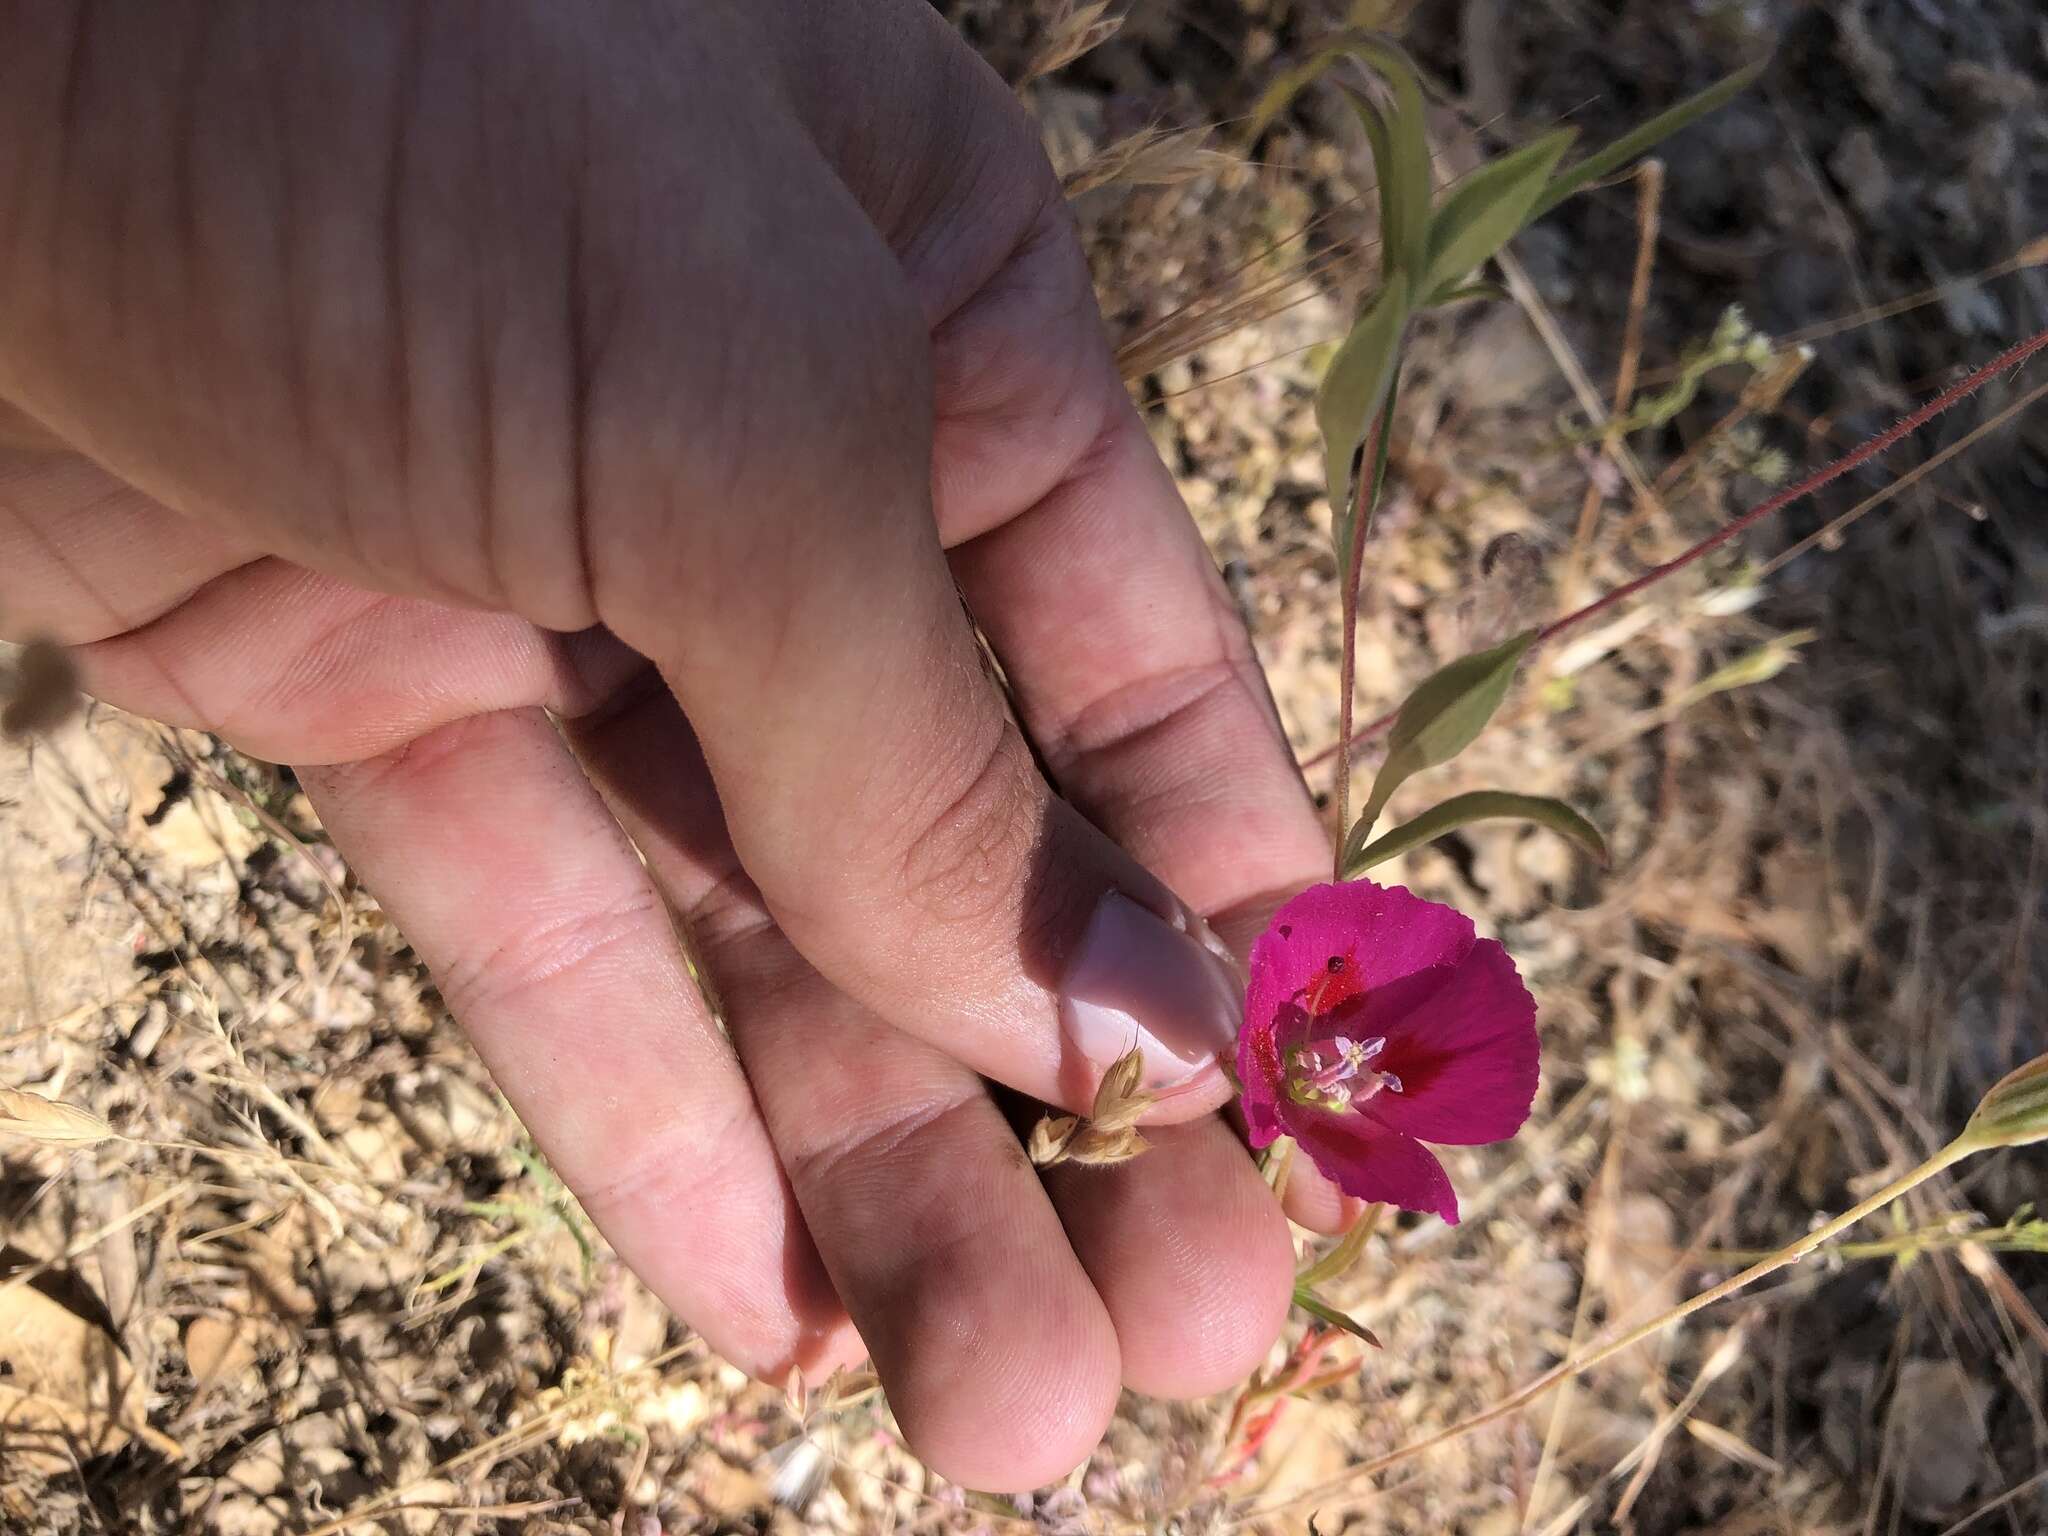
1302,949,1366,1016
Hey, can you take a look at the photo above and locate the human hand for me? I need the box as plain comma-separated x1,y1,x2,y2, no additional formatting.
0,0,1349,1488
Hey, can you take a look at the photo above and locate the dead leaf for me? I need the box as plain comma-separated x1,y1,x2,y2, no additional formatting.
185,1310,280,1388
688,1454,771,1521
0,1269,180,1468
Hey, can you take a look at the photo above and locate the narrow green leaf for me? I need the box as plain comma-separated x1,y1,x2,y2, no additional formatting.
1348,629,1537,851
1344,790,1608,877
1344,89,1404,289
1348,40,1431,280
1296,1206,1380,1289
1421,128,1576,302
1534,56,1768,218
1315,269,1410,558
1292,1284,1382,1348
1248,32,1434,282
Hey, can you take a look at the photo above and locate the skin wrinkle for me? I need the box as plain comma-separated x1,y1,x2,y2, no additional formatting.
782,1089,988,1205
0,476,200,642
928,203,1112,547
1039,657,1245,776
887,719,1045,943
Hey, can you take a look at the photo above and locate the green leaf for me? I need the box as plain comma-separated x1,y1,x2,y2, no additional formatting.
1534,56,1768,219
1347,40,1432,281
1315,269,1410,559
1344,790,1608,877
1348,629,1537,851
1347,88,1402,283
1292,1284,1382,1348
1421,128,1576,302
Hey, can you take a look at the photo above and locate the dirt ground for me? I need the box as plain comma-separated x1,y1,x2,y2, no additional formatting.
3,3,2046,1532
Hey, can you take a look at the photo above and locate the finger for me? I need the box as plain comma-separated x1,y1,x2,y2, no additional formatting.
564,685,1122,1493
947,403,1330,919
296,708,853,1381
1278,1166,1363,1236
1042,1116,1295,1398
941,320,1340,1226
0,448,259,643
72,560,638,764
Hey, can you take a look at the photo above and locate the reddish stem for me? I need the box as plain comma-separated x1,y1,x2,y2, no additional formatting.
1302,321,2048,773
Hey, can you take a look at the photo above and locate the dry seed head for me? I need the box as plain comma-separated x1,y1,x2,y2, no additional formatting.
1699,1324,1748,1382
1063,125,1235,199
1019,1,1120,87
1061,1125,1149,1166
1028,1113,1082,1167
1087,1044,1155,1133
0,1086,115,1146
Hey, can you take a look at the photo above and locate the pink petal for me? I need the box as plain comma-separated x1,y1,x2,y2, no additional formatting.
1347,936,1538,1146
1247,882,1475,1033
1238,1057,1287,1147
1235,1005,1290,1148
1286,1105,1459,1223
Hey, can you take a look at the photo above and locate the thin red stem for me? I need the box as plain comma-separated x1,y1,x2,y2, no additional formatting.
1302,321,2048,773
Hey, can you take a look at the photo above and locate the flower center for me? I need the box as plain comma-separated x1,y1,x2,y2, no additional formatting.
1285,1035,1403,1111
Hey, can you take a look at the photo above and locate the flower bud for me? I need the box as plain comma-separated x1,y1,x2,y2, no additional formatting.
1964,1055,2048,1149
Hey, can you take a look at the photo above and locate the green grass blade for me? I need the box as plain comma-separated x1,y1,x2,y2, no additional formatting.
1534,56,1768,219
1344,790,1608,877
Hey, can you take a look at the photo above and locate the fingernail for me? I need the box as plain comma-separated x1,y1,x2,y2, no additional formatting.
1061,891,1244,1091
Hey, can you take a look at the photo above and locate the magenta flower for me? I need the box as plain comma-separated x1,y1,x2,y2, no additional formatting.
1236,881,1538,1223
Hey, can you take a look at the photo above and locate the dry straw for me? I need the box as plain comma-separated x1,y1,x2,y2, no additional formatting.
0,1087,115,1147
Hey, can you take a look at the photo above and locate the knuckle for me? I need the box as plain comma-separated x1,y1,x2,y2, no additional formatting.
1040,656,1247,775
784,1091,983,1194
679,866,778,971
891,721,1045,936
435,888,666,1021
573,1099,757,1232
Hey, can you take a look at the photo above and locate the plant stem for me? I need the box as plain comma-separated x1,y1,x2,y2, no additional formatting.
1331,395,1395,878
1302,319,2048,773
1264,1136,1977,1506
